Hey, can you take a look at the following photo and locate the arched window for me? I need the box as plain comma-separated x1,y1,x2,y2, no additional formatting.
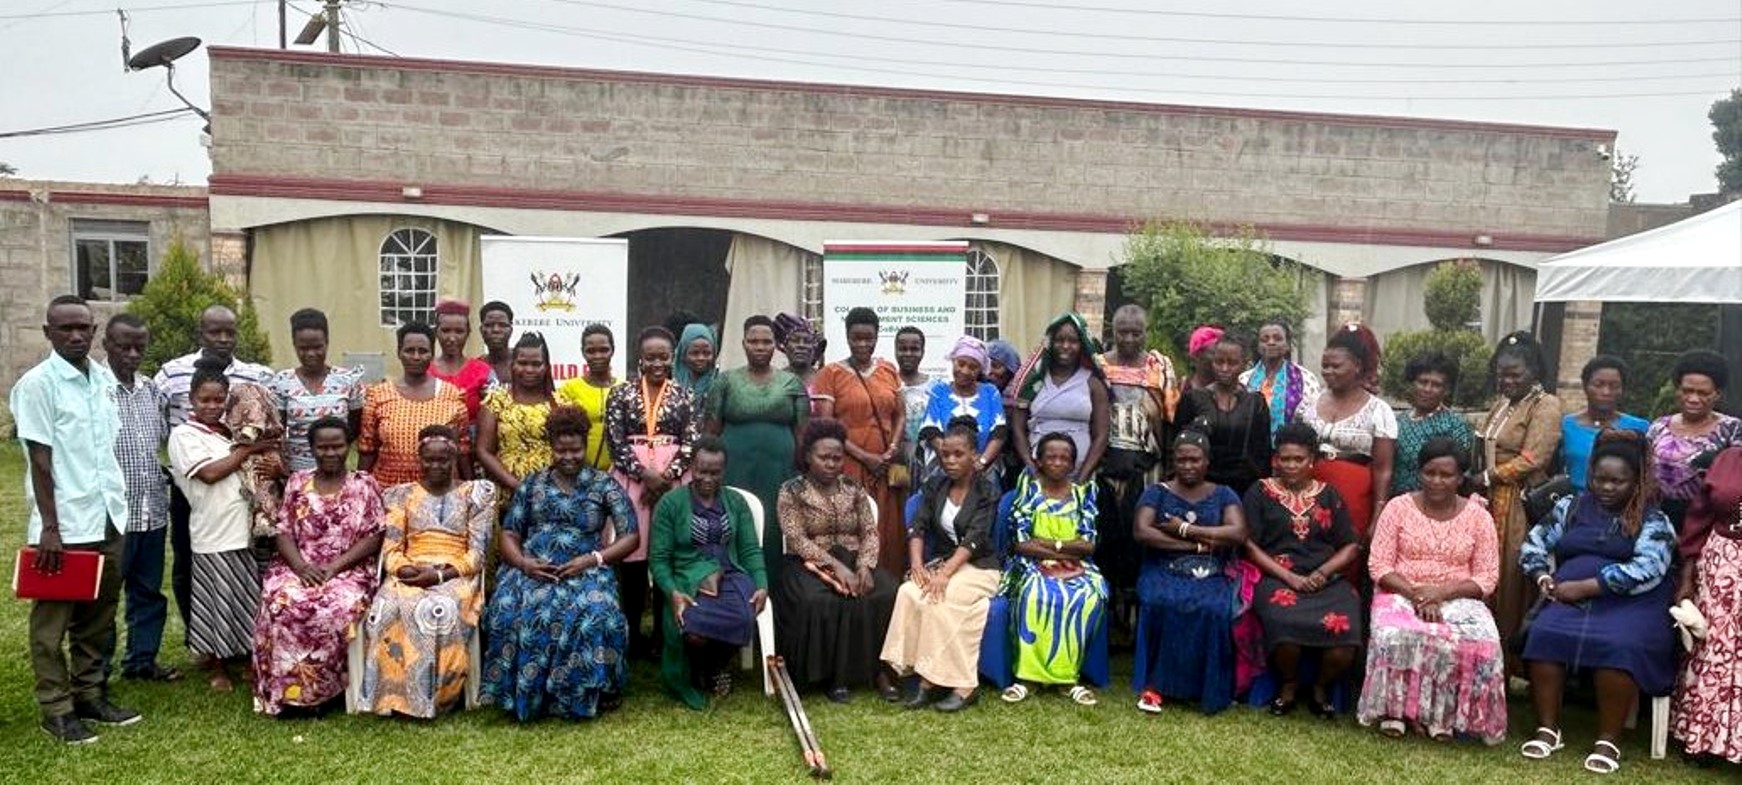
378,228,439,327
964,248,1001,340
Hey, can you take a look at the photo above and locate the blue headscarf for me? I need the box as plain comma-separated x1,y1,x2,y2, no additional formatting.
672,323,719,400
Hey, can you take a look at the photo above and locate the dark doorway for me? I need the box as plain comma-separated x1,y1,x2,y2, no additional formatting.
615,228,734,337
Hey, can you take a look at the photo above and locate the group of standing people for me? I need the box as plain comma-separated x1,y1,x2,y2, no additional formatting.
12,290,1742,774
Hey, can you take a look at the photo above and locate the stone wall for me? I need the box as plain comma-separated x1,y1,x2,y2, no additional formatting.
207,48,1613,243
0,181,210,392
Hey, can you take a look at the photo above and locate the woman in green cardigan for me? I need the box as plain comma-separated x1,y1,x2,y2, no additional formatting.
649,436,769,708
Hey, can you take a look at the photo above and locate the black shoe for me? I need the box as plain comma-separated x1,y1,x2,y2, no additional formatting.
902,687,934,710
1268,696,1297,717
877,680,902,703
40,714,97,744
933,690,979,713
74,699,142,727
121,664,182,682
1308,688,1336,719
825,687,851,704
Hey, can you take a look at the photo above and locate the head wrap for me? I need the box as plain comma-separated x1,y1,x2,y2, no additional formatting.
1173,428,1211,453
1008,312,1105,405
672,322,719,397
985,339,1022,375
772,312,814,344
947,335,988,372
1187,324,1225,357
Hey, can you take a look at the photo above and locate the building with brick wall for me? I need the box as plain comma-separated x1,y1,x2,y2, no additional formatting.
0,46,1570,391
0,180,211,393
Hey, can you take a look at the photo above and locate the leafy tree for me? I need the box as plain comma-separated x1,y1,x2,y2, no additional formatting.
126,235,270,375
1380,260,1493,408
0,162,15,177
1598,302,1720,417
1608,150,1639,204
1116,220,1314,364
1713,89,1742,196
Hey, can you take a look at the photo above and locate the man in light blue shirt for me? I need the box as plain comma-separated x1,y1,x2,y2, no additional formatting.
10,295,140,743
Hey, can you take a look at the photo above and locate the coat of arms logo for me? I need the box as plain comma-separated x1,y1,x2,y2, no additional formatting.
878,269,909,295
530,271,582,312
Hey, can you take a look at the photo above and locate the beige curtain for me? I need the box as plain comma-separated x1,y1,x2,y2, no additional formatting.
1365,260,1538,346
249,215,485,376
717,232,814,368
972,240,1079,353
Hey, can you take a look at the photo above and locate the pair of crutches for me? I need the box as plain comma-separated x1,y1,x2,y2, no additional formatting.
767,655,832,779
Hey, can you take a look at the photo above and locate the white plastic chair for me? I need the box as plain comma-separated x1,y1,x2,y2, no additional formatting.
727,486,781,696
1622,691,1671,759
344,553,485,714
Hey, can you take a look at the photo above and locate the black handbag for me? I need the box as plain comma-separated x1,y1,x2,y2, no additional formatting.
1521,474,1574,526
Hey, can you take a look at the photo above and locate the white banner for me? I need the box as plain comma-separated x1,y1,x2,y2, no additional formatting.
823,241,968,378
480,236,630,381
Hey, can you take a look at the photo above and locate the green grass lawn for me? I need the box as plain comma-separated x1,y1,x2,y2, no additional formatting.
0,442,1730,784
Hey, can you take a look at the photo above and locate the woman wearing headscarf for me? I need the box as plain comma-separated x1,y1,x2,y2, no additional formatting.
1007,312,1110,483
812,307,908,577
1240,319,1323,440
773,312,830,416
673,323,720,405
1182,325,1223,393
917,336,1007,484
985,339,1026,491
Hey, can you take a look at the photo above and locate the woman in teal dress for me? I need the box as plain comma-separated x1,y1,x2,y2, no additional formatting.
707,315,808,583
480,406,641,721
1003,433,1108,705
1391,351,1475,497
1561,356,1650,493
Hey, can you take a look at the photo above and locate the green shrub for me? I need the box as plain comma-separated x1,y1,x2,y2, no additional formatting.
1423,259,1482,332
126,236,271,375
1381,328,1493,409
1117,220,1315,365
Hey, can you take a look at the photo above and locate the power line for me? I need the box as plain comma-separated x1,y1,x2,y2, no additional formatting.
0,108,197,139
363,7,1734,86
537,0,1742,51
377,5,1733,101
377,4,1738,71
0,0,259,20
929,0,1742,27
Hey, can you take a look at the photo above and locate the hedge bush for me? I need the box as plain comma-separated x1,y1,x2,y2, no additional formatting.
126,236,271,375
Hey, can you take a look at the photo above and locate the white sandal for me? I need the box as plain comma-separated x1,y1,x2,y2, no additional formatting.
1378,719,1407,738
1584,740,1620,774
1066,685,1098,706
1000,683,1029,703
1520,727,1564,759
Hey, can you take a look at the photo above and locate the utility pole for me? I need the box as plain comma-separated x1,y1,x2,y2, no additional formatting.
278,0,287,48
324,0,342,53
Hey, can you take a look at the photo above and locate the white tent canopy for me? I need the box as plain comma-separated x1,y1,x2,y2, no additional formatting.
1534,200,1742,304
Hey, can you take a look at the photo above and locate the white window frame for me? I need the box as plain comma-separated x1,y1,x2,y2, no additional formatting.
378,227,440,328
70,220,152,302
964,248,1001,341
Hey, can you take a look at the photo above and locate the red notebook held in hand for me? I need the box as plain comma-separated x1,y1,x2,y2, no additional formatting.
13,549,105,601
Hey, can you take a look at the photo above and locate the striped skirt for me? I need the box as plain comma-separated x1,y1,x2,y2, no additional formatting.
190,549,261,659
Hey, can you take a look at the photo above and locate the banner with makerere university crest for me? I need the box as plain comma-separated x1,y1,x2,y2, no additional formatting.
823,241,968,378
481,235,630,381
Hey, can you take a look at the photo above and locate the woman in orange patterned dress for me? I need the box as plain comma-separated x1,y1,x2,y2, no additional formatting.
359,322,471,486
357,426,495,718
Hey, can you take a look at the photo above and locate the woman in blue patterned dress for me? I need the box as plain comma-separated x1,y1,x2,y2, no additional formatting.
1132,430,1248,714
481,406,640,721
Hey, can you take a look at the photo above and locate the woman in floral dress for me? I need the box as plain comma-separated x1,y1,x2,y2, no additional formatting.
1359,438,1506,744
1243,422,1365,717
252,417,384,715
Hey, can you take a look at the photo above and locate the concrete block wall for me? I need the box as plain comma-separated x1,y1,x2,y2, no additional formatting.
207,49,1613,240
0,182,210,392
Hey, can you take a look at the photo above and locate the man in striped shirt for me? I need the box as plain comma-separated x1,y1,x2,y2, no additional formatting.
150,305,272,635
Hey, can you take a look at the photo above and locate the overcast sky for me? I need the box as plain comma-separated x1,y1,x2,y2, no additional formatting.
2,0,1737,202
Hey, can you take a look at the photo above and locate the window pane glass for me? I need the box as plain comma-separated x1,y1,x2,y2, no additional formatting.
74,239,110,300
114,240,150,297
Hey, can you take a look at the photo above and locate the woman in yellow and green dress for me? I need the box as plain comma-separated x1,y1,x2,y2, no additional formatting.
477,334,559,490
1002,433,1108,705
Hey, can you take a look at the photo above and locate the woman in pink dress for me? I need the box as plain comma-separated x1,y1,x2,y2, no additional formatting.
251,417,384,714
1358,437,1506,743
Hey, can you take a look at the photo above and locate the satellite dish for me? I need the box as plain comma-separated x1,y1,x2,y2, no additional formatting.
127,36,201,71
